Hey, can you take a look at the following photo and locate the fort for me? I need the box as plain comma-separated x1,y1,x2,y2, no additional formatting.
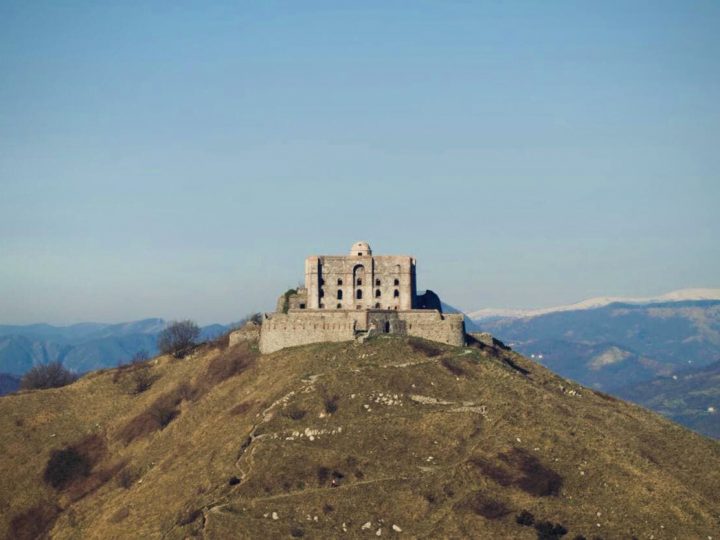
256,242,466,354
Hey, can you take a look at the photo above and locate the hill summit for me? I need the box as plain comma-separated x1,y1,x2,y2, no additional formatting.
1,334,719,539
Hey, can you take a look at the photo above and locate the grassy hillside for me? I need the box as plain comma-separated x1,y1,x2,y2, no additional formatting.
1,335,719,539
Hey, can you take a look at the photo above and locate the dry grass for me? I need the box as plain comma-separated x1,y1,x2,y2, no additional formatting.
0,336,719,539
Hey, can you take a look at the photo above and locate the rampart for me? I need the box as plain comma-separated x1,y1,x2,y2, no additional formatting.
259,309,465,354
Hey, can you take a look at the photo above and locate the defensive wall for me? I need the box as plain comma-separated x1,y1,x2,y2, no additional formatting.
258,309,465,354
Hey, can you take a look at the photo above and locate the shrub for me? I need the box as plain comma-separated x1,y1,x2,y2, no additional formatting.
282,289,297,313
44,447,91,489
285,405,307,421
516,510,535,526
456,491,510,520
20,361,77,390
534,520,568,539
43,434,106,492
158,320,201,358
441,357,466,377
205,345,256,387
408,338,442,357
8,502,60,540
117,386,187,444
324,394,340,414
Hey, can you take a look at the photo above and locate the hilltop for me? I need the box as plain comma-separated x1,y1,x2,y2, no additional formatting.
1,335,719,539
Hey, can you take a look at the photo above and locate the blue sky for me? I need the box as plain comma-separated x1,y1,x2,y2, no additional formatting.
1,1,719,324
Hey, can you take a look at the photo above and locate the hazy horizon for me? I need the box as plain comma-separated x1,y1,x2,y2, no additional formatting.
2,1,719,325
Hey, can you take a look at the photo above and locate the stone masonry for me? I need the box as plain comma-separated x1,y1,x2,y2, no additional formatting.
258,242,465,354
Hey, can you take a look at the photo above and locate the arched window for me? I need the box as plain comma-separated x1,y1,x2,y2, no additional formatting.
393,289,400,298
356,289,363,299
394,278,400,286
375,289,381,298
337,290,343,300
375,278,381,286
337,278,343,286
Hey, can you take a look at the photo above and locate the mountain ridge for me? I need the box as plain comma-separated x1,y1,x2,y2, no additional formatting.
469,288,720,320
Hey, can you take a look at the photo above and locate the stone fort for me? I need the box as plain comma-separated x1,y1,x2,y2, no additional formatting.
257,242,466,353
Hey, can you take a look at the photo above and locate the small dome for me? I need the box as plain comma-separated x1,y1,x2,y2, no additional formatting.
350,241,372,256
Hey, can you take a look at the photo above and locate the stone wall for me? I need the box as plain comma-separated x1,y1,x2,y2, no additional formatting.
259,311,361,354
259,309,465,353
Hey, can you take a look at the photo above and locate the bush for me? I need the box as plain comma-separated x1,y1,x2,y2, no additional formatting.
43,434,106,490
9,502,60,540
117,386,187,444
158,320,201,358
534,520,568,539
408,338,442,357
44,447,91,489
21,361,77,390
516,510,535,526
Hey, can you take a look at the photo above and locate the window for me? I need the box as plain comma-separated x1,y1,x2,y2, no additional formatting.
375,303,381,308
337,289,343,300
358,252,362,256
356,289,363,299
337,303,342,309
394,289,400,298
384,322,390,333
394,278,400,286
337,278,343,286
375,289,381,298
375,278,381,286
356,278,362,286
299,303,306,309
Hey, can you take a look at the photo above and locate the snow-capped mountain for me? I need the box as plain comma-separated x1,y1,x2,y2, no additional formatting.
468,288,720,321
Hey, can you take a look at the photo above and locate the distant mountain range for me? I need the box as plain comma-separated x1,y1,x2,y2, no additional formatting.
0,319,230,382
615,360,720,439
469,288,720,320
472,292,720,438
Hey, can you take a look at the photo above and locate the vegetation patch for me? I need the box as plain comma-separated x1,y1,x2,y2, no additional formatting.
470,449,563,497
455,491,511,520
499,449,563,497
323,392,340,414
534,520,568,539
43,434,106,490
8,502,61,540
204,345,256,388
408,338,442,357
21,361,77,390
117,386,189,444
229,400,255,416
441,357,467,377
516,510,535,526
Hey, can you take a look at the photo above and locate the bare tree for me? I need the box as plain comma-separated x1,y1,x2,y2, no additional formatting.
157,320,201,358
21,362,78,390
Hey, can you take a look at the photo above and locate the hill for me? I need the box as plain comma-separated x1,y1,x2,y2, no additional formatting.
475,300,720,392
615,361,720,439
0,374,20,395
1,335,718,539
0,319,230,377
